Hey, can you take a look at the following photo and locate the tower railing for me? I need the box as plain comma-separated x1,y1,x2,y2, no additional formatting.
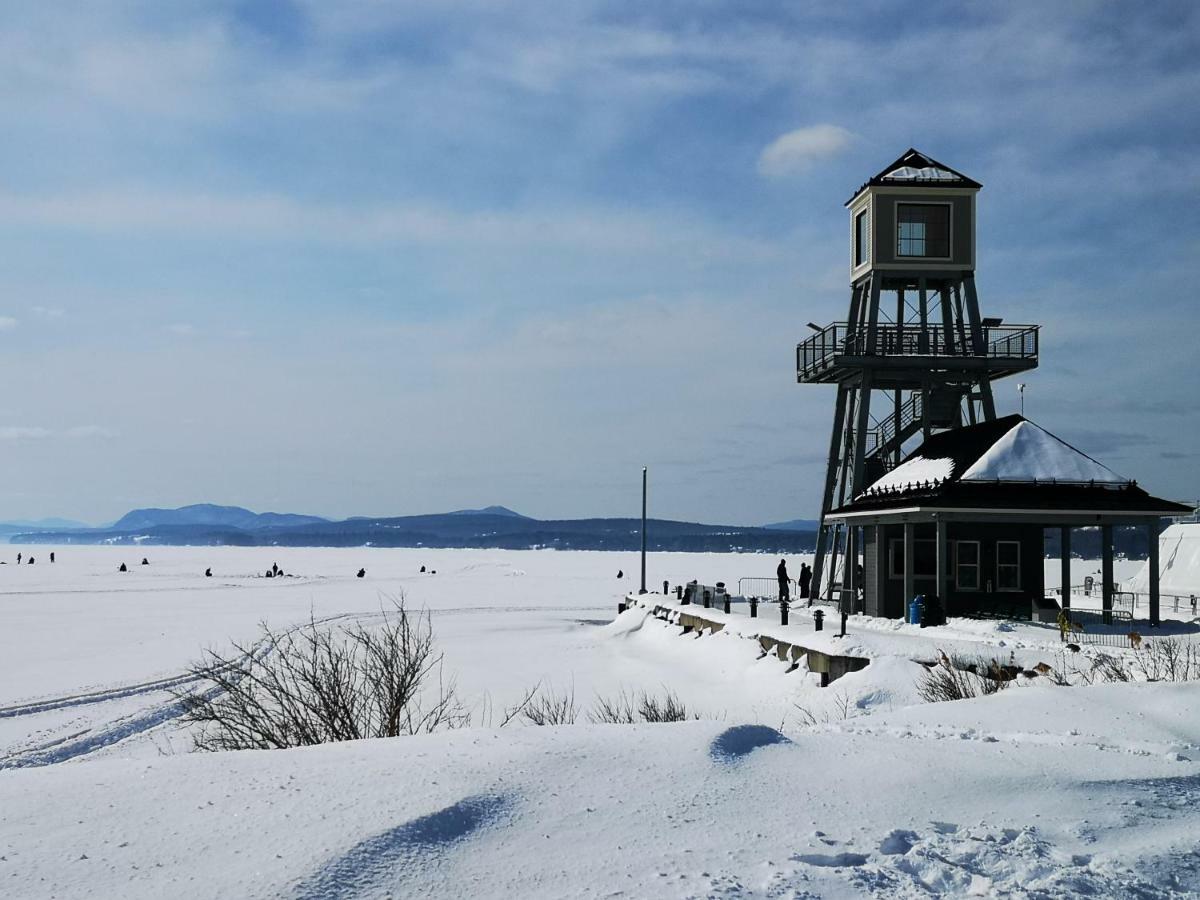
797,322,1039,380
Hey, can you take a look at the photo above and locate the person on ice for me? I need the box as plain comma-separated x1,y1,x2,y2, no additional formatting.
799,563,812,599
777,558,790,606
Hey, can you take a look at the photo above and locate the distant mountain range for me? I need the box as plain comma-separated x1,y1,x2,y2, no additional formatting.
763,518,820,532
110,504,329,532
7,504,815,553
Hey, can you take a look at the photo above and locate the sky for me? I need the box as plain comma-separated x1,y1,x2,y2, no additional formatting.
0,0,1197,526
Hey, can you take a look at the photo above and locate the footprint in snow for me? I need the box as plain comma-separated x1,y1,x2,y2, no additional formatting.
793,851,869,868
708,725,791,764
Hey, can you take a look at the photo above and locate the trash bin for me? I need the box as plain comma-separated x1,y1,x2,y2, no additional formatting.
907,595,925,626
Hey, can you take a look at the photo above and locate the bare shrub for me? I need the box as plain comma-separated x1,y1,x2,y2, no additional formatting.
590,688,697,724
1134,638,1200,683
638,689,692,723
589,690,639,724
793,691,856,726
519,684,579,726
917,652,1011,703
1087,653,1133,684
178,601,468,751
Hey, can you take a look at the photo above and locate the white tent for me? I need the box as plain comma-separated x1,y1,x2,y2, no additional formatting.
1126,522,1200,599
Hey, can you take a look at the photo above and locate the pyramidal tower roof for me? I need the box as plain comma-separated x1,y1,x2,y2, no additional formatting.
860,416,1127,499
847,148,981,205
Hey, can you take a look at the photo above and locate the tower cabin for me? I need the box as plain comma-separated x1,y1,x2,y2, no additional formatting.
801,149,1041,604
824,415,1190,625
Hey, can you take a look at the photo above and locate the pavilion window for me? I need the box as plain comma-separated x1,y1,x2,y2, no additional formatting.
889,538,935,579
897,203,950,258
955,540,980,590
996,540,1021,591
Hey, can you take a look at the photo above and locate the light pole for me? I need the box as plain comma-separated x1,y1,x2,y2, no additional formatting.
639,467,648,594
1017,383,1026,416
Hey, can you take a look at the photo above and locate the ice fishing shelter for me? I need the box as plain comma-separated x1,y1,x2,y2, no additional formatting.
824,415,1191,624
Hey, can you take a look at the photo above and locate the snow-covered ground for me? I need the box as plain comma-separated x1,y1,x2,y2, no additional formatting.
1,545,1198,898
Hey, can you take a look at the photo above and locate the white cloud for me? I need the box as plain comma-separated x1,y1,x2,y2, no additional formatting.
757,124,853,178
167,323,196,336
31,306,64,318
63,425,117,439
0,426,50,441
0,316,18,331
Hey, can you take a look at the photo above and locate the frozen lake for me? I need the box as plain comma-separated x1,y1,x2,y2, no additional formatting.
2,545,1195,900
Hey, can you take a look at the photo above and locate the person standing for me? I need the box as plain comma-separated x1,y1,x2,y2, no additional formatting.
799,563,812,599
777,558,790,606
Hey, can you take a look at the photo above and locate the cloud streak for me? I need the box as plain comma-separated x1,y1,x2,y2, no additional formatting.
758,125,853,178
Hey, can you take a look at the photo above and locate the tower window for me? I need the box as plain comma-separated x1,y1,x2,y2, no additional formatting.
897,203,950,258
854,210,869,266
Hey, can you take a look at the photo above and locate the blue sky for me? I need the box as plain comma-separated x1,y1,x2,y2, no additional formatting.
0,0,1197,525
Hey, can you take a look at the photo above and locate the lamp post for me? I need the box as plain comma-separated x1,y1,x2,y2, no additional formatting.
1017,383,1026,416
639,467,648,594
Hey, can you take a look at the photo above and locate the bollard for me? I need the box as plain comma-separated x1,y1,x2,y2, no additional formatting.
723,595,731,614
663,580,669,596
676,585,684,602
839,610,847,637
813,610,824,632
749,597,758,618
780,601,789,626
703,589,711,609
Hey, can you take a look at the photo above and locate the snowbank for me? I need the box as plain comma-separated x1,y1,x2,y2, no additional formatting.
1127,522,1200,599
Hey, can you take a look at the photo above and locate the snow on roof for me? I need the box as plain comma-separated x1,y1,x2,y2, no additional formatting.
959,421,1128,485
882,165,960,182
862,455,955,496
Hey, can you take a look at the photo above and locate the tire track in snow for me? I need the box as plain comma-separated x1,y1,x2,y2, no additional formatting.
0,670,209,720
0,611,374,768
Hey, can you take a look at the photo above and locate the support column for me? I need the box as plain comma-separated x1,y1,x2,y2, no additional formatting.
935,518,948,607
903,521,915,611
811,384,850,601
1102,523,1114,626
938,283,954,355
874,524,888,617
962,275,996,420
1148,518,1161,627
917,278,929,354
1060,526,1071,612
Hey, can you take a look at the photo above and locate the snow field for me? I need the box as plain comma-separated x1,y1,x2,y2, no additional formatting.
1,545,1198,898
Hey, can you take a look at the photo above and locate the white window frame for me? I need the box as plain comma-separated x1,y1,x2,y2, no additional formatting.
888,538,935,579
854,209,869,267
996,540,1021,592
893,200,953,261
955,540,981,591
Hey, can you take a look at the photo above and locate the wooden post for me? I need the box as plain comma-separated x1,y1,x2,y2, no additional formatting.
1148,518,1161,627
639,467,648,594
1102,523,1114,626
1060,526,1071,612
844,526,857,616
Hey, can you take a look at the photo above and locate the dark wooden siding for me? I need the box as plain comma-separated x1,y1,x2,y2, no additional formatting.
872,192,973,268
